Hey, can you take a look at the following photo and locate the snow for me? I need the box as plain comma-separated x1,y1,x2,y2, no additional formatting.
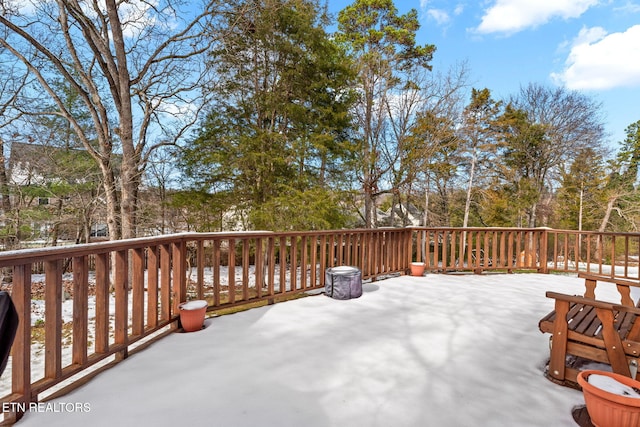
11,272,640,426
329,266,359,273
179,300,208,310
588,374,640,398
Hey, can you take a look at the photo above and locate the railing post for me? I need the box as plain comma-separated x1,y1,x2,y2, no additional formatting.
319,235,327,285
256,237,265,297
405,228,413,273
147,246,159,328
228,238,237,302
290,236,298,291
95,253,110,354
10,264,32,422
197,240,205,301
540,228,549,274
44,260,62,380
114,250,129,361
308,235,317,288
132,249,145,337
72,256,88,366
267,236,276,302
171,240,187,317
300,235,308,289
242,238,250,300
213,239,221,307
474,230,481,274
160,244,172,322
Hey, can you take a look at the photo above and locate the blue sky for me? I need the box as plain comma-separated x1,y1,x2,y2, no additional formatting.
327,0,640,150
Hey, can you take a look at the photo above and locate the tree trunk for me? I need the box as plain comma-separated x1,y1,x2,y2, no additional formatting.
0,140,11,214
106,0,138,239
598,197,616,233
424,173,430,227
364,188,375,228
595,196,617,261
97,161,121,240
528,203,537,228
463,148,477,228
389,190,399,227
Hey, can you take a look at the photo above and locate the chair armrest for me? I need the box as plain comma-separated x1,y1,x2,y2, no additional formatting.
545,291,618,310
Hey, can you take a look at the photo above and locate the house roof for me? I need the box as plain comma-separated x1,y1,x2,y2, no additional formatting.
8,142,103,185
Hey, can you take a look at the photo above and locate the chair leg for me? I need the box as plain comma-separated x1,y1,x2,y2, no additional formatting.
549,300,569,382
597,308,631,377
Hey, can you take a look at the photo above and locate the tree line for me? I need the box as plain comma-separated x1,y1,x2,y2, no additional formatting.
0,0,638,247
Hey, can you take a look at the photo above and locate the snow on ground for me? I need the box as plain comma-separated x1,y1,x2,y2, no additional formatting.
13,272,633,427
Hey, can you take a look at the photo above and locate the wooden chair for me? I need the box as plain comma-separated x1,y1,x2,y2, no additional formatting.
538,273,640,387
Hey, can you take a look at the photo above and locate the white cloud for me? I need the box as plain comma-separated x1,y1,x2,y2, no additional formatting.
75,0,174,39
551,25,640,90
614,2,640,13
476,0,600,35
118,1,164,39
2,0,37,16
427,9,451,25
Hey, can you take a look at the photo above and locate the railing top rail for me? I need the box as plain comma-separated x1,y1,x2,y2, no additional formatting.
407,226,547,232
1,226,639,267
0,232,275,266
543,229,640,237
409,227,640,237
0,228,412,267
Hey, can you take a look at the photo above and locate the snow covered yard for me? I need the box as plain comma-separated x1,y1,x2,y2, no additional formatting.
13,273,622,426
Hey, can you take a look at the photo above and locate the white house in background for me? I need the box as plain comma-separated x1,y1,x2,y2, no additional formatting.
221,206,251,231
9,142,52,186
377,203,423,227
5,142,108,243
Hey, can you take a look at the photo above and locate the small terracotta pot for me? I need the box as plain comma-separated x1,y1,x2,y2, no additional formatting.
179,300,208,332
577,370,640,427
410,262,425,277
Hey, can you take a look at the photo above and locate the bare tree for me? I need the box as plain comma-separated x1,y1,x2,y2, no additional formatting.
409,62,470,226
381,70,428,226
0,54,30,219
459,88,501,228
502,83,606,227
0,0,224,239
141,148,178,235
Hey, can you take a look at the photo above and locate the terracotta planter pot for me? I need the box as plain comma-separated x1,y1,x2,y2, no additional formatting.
179,300,208,332
410,262,425,277
577,370,640,427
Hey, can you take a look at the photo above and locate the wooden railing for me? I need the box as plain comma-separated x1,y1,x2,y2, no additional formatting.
406,227,640,279
2,226,640,424
0,228,410,424
544,229,640,279
410,227,546,273
407,227,640,280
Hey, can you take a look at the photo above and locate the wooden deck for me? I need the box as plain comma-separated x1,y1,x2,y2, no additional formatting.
12,274,587,427
3,227,640,424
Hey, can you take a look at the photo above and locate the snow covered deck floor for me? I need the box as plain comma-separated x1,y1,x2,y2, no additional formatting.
18,273,596,427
